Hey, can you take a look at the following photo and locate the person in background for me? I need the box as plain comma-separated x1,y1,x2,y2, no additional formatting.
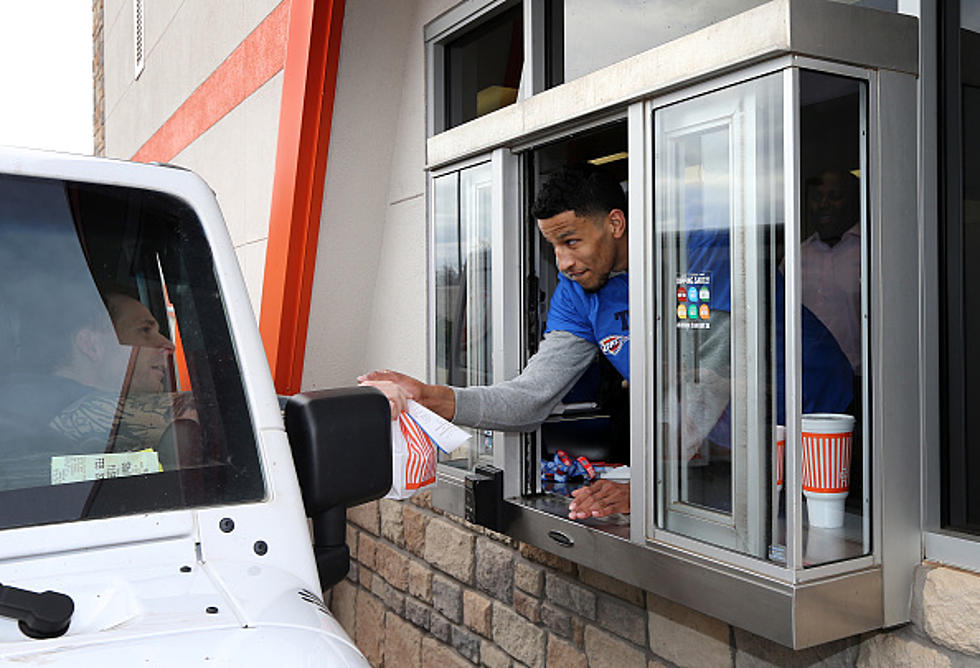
800,169,862,374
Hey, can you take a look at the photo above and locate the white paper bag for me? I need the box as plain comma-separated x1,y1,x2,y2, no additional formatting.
385,411,437,499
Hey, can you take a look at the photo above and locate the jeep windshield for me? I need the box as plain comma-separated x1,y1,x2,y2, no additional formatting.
0,173,264,529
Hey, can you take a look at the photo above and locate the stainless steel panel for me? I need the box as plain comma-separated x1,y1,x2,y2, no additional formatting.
428,0,918,165
433,470,467,517
783,66,804,573
491,148,525,498
794,569,883,648
505,499,883,648
627,100,650,546
917,0,943,538
874,68,922,627
788,0,918,75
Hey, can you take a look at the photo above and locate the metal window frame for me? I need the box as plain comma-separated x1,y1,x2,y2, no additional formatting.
428,149,524,516
633,57,882,586
504,53,917,644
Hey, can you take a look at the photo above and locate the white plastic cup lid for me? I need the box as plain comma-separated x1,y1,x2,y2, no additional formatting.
801,413,855,435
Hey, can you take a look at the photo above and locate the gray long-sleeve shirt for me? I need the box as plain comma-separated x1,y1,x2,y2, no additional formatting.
450,330,597,432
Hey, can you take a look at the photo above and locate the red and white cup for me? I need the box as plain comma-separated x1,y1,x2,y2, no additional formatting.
775,425,785,492
801,413,856,528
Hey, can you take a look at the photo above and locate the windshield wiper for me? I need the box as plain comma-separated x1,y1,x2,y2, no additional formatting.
0,583,74,638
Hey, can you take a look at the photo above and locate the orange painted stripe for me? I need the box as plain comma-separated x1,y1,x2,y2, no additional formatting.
259,0,346,394
131,1,291,163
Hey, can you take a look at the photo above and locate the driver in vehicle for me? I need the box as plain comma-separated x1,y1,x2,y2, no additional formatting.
0,284,194,489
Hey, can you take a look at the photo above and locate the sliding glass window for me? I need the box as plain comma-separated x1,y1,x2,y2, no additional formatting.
432,162,495,469
651,70,869,566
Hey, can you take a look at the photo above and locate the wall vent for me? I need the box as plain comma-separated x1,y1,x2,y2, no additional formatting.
133,0,145,79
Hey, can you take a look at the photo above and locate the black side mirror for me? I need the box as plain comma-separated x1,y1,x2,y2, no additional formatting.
285,387,392,589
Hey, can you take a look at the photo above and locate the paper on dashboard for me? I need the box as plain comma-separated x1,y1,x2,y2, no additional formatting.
406,399,470,453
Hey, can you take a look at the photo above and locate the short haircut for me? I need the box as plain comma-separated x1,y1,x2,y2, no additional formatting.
530,163,627,221
806,169,860,202
13,278,114,373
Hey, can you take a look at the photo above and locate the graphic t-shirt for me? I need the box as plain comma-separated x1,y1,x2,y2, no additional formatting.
545,272,630,380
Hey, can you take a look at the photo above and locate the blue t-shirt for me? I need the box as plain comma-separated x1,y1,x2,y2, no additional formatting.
545,272,630,380
542,237,853,434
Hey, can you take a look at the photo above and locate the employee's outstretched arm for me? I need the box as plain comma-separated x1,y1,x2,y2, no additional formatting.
358,370,456,421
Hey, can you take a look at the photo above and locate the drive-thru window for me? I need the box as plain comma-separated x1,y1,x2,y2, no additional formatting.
424,0,923,648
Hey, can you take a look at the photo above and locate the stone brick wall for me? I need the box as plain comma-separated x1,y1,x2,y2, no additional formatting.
92,0,105,157
330,494,980,667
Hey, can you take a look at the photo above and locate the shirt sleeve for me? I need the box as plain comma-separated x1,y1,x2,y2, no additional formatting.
544,275,595,344
451,330,597,431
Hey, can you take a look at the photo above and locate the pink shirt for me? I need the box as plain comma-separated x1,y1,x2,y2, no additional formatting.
801,224,862,373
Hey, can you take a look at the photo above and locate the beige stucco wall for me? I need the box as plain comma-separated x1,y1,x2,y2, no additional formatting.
171,72,283,316
103,0,281,159
302,0,455,389
102,0,284,316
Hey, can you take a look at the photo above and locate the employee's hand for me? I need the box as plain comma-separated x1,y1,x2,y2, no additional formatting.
358,370,424,400
568,480,630,519
359,379,409,420
358,369,456,421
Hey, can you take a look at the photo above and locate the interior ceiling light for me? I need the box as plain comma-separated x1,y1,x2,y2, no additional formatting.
588,152,628,166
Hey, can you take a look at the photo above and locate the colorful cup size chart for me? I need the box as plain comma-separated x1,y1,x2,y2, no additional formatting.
676,272,711,330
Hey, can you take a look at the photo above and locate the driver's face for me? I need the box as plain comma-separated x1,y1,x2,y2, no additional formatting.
108,296,174,393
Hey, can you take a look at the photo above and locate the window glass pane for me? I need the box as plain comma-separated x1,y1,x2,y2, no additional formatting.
434,173,460,386
798,70,868,566
432,162,494,468
445,3,523,130
963,87,980,530
653,70,869,565
0,175,264,529
947,0,980,533
654,73,783,558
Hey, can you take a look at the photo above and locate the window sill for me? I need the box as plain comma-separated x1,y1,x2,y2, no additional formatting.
924,530,980,574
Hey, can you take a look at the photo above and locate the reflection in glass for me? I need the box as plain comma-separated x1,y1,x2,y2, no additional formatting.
434,173,459,386
0,175,263,529
432,163,494,468
652,70,869,566
798,70,868,566
445,4,523,130
655,73,783,558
